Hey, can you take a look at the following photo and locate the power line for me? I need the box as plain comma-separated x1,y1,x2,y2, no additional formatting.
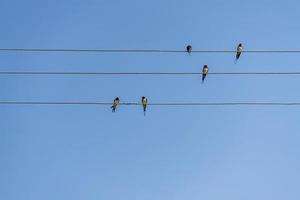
1,71,300,75
0,48,184,53
1,48,300,53
1,101,300,106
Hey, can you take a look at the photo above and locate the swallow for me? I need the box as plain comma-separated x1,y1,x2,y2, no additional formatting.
202,65,209,83
111,97,120,112
142,96,148,115
186,45,192,55
236,43,243,61
141,96,148,116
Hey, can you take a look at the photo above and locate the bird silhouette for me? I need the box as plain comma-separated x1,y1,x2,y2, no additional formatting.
186,45,192,55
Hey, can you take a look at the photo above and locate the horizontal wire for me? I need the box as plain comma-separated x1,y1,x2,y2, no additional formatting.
1,71,300,75
1,48,300,53
1,101,300,106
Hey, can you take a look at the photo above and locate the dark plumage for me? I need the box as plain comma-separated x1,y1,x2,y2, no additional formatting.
186,45,192,54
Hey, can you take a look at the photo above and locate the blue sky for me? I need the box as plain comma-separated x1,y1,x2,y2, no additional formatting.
1,0,300,199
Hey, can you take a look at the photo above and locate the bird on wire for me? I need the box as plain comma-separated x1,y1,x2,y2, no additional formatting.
186,45,192,55
236,43,243,61
111,97,120,112
202,65,209,83
141,96,148,116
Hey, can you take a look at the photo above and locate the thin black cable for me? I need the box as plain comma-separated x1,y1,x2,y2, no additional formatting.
1,101,300,106
0,48,184,53
1,71,300,75
1,48,300,53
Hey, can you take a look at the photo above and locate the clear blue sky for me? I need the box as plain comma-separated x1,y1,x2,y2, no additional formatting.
1,0,300,199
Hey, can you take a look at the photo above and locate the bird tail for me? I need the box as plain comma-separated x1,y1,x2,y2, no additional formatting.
236,53,240,60
111,106,115,112
202,75,205,83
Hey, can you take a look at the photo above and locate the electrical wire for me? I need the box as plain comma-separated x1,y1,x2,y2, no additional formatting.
1,101,300,106
1,48,300,53
0,71,300,75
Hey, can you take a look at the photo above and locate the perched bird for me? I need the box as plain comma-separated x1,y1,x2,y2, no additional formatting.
141,96,148,116
186,45,192,55
111,97,120,112
202,65,209,83
236,43,243,61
